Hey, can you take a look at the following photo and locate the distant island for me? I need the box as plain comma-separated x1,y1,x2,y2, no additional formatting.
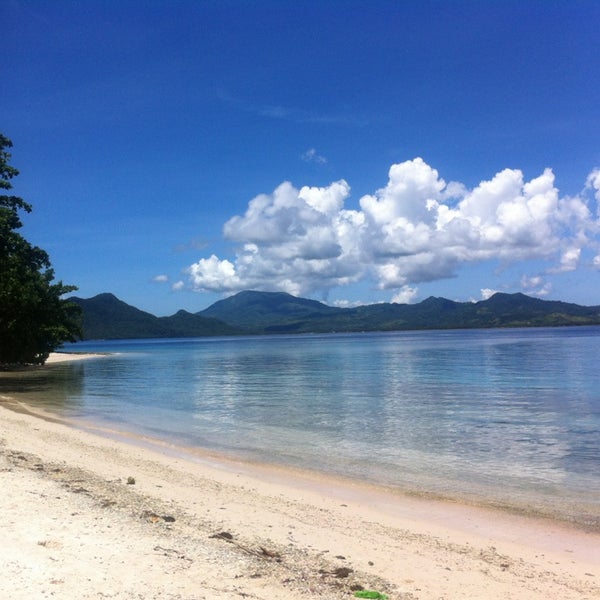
68,290,600,341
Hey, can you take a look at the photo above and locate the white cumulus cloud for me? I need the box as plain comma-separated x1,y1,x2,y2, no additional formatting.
183,159,600,301
187,180,364,296
586,168,600,203
480,288,498,300
187,255,243,292
521,274,552,297
391,286,418,304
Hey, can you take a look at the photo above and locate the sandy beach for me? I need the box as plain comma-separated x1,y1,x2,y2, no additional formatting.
44,351,111,364
1,355,599,599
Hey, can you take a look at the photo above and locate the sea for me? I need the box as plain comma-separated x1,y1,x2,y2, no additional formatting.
2,326,600,528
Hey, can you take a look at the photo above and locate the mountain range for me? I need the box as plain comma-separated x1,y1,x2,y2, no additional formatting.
68,290,600,340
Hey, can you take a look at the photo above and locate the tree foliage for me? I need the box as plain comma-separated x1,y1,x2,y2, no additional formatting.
0,134,82,366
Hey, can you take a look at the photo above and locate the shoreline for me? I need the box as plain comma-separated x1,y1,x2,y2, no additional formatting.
0,351,600,534
5,394,600,538
1,393,599,599
48,410,600,534
4,352,600,533
8,385,600,534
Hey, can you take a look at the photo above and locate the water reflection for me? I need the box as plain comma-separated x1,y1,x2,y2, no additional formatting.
0,362,86,413
9,329,600,517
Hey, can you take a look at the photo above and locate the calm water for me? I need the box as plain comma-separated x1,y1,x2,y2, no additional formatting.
3,327,600,525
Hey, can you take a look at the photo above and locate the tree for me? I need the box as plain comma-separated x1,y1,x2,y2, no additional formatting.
0,134,82,366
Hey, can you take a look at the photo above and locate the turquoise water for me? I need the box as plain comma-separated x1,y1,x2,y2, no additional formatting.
3,327,600,525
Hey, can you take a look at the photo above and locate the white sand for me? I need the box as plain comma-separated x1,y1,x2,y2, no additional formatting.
45,351,109,364
1,355,598,599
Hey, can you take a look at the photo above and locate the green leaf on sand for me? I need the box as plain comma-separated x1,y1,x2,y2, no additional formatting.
354,591,388,599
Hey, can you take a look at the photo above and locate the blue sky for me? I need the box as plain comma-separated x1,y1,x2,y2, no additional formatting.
3,1,600,315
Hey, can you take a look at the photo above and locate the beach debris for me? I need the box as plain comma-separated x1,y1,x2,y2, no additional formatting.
479,546,512,571
209,531,281,561
126,476,136,485
258,546,281,559
210,531,233,540
319,566,353,578
141,510,176,523
153,545,191,561
353,591,389,599
38,539,63,549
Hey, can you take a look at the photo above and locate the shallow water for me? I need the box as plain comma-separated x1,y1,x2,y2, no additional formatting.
3,327,600,526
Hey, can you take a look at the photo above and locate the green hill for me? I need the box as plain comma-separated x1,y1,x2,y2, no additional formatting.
69,290,600,340
200,290,600,333
198,289,341,330
69,293,241,340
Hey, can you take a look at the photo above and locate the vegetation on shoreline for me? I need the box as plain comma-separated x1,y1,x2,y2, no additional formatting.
0,134,81,367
